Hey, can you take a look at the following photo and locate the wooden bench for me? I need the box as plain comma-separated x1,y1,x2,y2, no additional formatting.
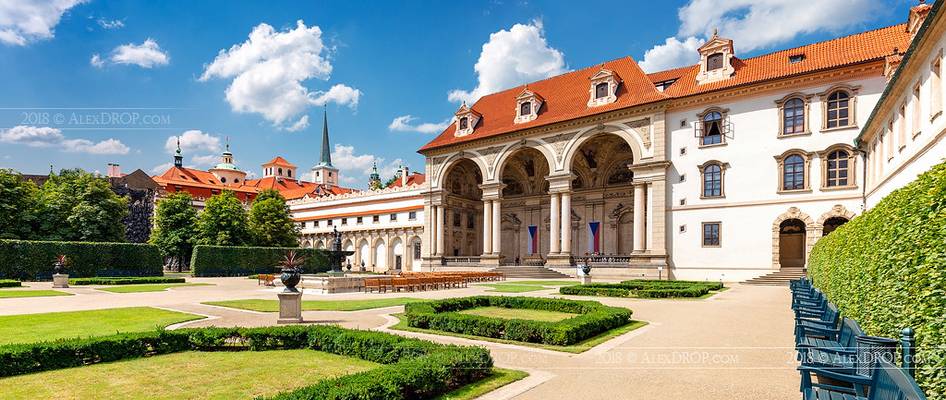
257,274,275,286
797,318,864,375
800,360,927,400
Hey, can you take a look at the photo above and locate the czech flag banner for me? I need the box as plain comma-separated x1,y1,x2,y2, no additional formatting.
588,221,601,253
528,225,539,254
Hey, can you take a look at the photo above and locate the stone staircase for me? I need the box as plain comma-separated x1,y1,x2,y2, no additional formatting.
491,266,572,279
743,267,807,286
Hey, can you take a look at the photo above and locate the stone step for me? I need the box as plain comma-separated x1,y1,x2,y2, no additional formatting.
743,268,807,286
490,266,572,279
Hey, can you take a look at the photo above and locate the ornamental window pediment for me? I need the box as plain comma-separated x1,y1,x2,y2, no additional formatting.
587,69,620,107
453,102,481,137
514,88,544,124
696,32,735,85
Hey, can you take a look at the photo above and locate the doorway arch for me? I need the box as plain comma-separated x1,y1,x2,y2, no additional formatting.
772,207,815,269
778,219,807,268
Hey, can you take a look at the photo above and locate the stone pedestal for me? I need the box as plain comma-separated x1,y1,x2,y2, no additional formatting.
545,253,573,267
480,254,502,266
277,291,303,324
580,275,592,285
52,273,69,288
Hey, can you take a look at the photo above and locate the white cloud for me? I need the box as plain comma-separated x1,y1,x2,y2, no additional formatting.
200,20,361,131
164,130,221,154
286,115,309,132
108,38,169,68
150,162,172,174
96,18,123,30
0,125,129,155
388,115,451,134
329,143,405,188
89,53,104,68
0,0,86,46
448,20,566,104
189,154,218,167
639,0,882,72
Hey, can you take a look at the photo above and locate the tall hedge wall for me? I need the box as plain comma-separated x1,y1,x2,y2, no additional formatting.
0,239,163,280
808,161,946,397
191,245,330,277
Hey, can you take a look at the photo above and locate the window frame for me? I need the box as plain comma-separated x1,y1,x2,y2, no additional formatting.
931,51,943,122
912,83,922,139
594,82,609,99
701,222,721,248
698,160,728,199
818,84,860,131
706,53,724,71
819,145,857,190
775,149,812,193
775,93,812,137
696,107,729,147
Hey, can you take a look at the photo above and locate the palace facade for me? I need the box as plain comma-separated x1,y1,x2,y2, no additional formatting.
417,4,938,281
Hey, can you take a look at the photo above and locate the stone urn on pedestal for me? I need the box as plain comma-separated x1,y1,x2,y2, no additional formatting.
276,251,304,324
52,254,70,288
579,259,592,285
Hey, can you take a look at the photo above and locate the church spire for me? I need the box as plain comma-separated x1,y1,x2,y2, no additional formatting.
173,137,183,168
320,107,332,166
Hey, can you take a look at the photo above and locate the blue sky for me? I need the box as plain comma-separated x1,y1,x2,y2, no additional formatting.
0,0,912,188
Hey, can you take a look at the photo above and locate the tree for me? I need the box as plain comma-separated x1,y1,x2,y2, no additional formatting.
0,169,41,239
248,189,299,247
197,190,250,246
38,169,128,242
150,192,198,270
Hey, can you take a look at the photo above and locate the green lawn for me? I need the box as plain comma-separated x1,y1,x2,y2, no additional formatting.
506,280,577,286
458,306,577,322
434,368,528,400
391,313,648,353
0,349,377,400
476,283,551,293
0,289,72,299
0,307,204,345
97,283,212,293
204,297,426,312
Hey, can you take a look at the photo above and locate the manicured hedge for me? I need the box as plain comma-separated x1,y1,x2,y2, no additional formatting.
69,277,185,285
0,325,492,400
404,296,632,346
559,279,722,298
0,279,21,288
808,161,946,397
0,239,162,281
191,245,330,277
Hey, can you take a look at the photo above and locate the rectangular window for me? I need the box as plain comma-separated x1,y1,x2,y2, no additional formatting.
389,213,398,222
408,211,417,221
702,222,721,247
413,242,421,259
314,220,319,227
453,211,461,227
912,84,922,138
372,215,379,223
897,105,906,152
467,212,475,229
341,218,347,225
326,219,333,226
356,216,363,224
932,57,943,119
886,121,894,161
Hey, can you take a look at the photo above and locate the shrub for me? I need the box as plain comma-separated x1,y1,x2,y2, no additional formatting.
0,325,493,400
559,280,721,299
404,296,632,346
808,161,946,397
0,239,162,280
0,279,21,288
190,245,330,277
69,277,185,285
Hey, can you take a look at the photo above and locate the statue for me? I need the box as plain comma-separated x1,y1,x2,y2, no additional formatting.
326,227,353,274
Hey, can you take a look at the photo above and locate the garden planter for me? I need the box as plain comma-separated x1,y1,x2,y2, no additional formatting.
52,273,69,288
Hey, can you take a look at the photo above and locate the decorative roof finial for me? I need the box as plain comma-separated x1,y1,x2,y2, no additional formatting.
712,27,718,37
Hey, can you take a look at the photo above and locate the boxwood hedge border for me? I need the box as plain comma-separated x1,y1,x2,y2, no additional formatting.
68,277,185,285
559,279,723,298
0,279,21,288
0,239,162,281
0,325,492,400
404,296,632,346
808,161,946,397
191,245,330,277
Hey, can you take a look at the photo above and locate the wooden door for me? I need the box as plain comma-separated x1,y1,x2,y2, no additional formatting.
779,233,805,268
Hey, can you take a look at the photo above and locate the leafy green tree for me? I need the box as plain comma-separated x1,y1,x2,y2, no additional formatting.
38,169,128,242
248,189,299,247
197,190,250,246
150,192,198,270
0,169,41,239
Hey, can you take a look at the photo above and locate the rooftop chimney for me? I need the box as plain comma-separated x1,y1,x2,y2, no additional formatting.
106,163,121,178
908,1,933,39
401,166,410,186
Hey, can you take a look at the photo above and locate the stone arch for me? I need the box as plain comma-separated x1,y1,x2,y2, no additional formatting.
301,240,312,248
343,239,354,265
373,237,387,270
816,204,856,237
314,240,325,250
561,124,647,172
389,237,404,271
408,235,422,271
771,207,817,269
432,152,490,190
357,238,370,269
491,140,557,182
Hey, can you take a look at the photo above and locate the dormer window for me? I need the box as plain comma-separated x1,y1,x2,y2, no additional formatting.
707,53,724,70
514,88,543,124
453,102,480,137
587,69,619,107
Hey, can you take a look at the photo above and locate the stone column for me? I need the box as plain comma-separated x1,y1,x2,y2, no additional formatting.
435,206,444,256
633,183,646,253
646,183,654,250
492,199,502,255
560,191,572,257
549,192,561,255
482,200,492,255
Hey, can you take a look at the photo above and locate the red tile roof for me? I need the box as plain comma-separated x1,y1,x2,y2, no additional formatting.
419,57,666,152
245,176,355,200
420,24,913,153
152,166,355,201
385,172,426,189
263,156,295,167
153,167,257,193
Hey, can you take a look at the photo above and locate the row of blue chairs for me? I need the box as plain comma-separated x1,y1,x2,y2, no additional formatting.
791,278,926,400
